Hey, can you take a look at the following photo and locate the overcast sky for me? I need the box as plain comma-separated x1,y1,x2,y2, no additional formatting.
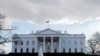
0,0,100,54
0,0,100,24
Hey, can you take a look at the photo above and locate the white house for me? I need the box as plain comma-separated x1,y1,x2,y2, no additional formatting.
12,28,86,53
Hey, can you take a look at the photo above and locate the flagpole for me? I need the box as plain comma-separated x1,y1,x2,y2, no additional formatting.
47,22,49,28
64,19,66,34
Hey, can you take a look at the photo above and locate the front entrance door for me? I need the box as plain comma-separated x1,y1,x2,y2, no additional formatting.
47,42,50,53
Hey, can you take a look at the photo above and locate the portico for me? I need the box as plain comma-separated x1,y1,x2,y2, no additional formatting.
37,36,59,53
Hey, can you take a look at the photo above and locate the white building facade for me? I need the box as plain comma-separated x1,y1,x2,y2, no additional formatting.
12,28,86,53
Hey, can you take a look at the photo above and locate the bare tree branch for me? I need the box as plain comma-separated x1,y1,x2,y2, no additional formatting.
87,32,100,54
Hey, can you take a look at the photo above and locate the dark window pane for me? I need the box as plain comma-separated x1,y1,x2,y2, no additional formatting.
32,48,34,53
32,41,34,45
21,41,23,45
27,41,29,45
55,49,57,53
75,48,77,53
69,48,71,53
80,41,83,45
74,41,77,45
63,48,65,53
15,41,18,45
69,40,71,44
81,48,83,52
15,48,17,53
26,48,29,53
21,48,23,53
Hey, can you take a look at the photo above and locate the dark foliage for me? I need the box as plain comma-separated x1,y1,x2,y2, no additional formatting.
0,53,99,56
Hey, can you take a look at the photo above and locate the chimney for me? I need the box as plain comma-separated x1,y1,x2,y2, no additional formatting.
65,31,67,34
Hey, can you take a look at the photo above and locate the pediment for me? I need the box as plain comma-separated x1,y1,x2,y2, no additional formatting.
35,28,61,35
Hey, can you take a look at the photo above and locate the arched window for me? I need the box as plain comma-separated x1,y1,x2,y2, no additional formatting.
27,41,29,45
26,48,29,53
21,48,23,53
15,48,17,53
69,48,71,53
21,41,23,45
75,48,77,53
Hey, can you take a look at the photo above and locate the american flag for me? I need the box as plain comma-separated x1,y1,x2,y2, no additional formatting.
46,20,49,23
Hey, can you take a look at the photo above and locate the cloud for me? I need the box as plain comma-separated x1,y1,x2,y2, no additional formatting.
86,21,100,33
0,0,100,24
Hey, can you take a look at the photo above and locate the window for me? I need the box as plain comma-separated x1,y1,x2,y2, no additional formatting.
26,48,29,53
27,41,29,45
21,41,23,45
69,48,71,53
69,40,71,44
81,48,83,52
63,48,65,53
80,41,83,45
63,40,65,43
32,41,34,45
75,48,77,53
15,41,18,45
74,40,77,45
15,48,17,53
55,49,57,53
32,48,34,53
21,48,23,53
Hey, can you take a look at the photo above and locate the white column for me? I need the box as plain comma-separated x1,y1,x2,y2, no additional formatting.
51,37,53,53
43,37,45,52
59,37,61,53
35,38,38,52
